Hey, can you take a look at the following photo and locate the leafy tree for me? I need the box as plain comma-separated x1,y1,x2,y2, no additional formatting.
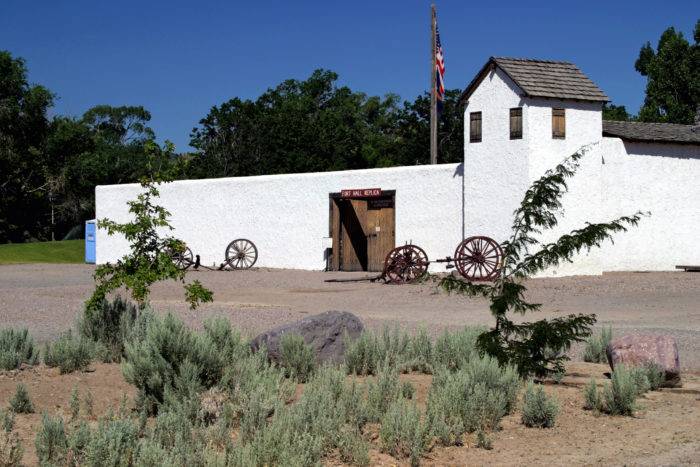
394,89,464,165
602,103,633,122
438,146,646,377
635,20,700,124
86,140,213,311
0,50,54,242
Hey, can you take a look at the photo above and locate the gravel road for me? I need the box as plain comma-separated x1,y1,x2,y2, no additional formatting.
1,264,699,370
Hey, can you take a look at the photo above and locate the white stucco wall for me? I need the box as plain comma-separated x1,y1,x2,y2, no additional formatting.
463,67,529,245
598,137,700,271
95,164,465,271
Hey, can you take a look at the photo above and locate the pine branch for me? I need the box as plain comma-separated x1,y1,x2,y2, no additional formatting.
512,212,648,279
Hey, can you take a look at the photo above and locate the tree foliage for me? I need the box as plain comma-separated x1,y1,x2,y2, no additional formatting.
188,69,464,179
86,140,213,311
438,146,646,377
635,20,700,124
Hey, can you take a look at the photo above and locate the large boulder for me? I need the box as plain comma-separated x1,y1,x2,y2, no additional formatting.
606,334,681,387
250,311,364,365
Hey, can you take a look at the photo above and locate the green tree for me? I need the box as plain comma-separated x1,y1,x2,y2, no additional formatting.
394,89,464,165
439,146,645,377
635,20,700,124
0,50,54,242
602,103,633,121
86,140,212,311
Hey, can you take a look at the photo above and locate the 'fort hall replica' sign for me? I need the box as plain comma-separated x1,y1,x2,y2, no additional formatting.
340,188,382,198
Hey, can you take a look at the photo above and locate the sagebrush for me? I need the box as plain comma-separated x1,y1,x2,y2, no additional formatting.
521,381,559,428
0,328,38,371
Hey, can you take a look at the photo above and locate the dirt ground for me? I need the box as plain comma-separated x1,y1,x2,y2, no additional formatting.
1,362,699,466
1,264,700,370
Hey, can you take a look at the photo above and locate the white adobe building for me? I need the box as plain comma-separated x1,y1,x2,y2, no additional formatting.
96,57,700,276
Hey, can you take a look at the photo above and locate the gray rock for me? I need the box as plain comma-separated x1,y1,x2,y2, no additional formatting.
606,334,681,387
250,311,364,365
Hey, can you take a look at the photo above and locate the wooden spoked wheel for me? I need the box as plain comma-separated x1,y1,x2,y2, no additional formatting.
454,236,503,281
170,246,193,270
383,244,429,284
225,238,258,269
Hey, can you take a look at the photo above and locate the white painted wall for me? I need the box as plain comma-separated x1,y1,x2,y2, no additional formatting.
96,164,465,271
598,138,700,271
463,67,529,245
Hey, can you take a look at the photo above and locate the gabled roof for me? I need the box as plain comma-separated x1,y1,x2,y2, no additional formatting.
603,120,700,145
460,57,609,104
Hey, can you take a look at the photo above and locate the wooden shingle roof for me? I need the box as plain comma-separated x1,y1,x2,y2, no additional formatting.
460,57,609,103
603,120,700,145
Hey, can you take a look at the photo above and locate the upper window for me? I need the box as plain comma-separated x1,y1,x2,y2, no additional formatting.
469,112,482,143
510,107,523,139
552,108,566,139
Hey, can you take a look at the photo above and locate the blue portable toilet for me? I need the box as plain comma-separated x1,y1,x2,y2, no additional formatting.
85,220,96,264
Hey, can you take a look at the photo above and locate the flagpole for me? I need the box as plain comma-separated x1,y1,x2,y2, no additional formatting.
430,4,437,165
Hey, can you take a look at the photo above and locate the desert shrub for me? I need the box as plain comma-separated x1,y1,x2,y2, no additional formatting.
603,365,639,415
0,430,23,466
643,362,665,390
380,398,428,466
345,332,380,376
1,409,13,432
366,364,401,422
401,380,416,399
521,381,559,428
69,386,80,421
9,383,34,414
476,428,492,450
400,327,433,374
583,378,600,410
0,328,39,370
43,330,95,373
432,326,482,371
279,333,315,383
122,312,237,414
68,421,91,464
337,427,370,466
84,417,139,466
630,366,651,395
78,295,138,362
338,379,369,430
427,356,519,446
583,326,613,363
35,413,68,465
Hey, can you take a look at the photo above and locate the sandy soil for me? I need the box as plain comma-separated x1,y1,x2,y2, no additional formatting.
1,264,700,370
1,362,699,466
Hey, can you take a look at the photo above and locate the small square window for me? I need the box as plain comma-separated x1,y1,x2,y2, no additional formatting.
552,108,566,139
469,112,482,143
510,108,522,139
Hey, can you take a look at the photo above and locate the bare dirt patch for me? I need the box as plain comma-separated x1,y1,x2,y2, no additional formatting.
2,363,699,466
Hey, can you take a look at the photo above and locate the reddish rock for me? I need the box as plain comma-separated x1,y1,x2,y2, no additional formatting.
606,334,681,387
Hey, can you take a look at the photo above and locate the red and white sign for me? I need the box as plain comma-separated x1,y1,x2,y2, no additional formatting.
340,188,382,198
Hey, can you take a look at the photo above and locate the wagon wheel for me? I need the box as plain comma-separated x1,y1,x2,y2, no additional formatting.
454,236,503,281
383,244,429,284
170,245,193,270
225,238,258,269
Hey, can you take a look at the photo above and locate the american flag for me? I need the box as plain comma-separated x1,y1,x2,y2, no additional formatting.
435,23,445,114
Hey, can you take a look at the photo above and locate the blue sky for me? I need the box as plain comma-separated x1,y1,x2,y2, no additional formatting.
1,1,697,151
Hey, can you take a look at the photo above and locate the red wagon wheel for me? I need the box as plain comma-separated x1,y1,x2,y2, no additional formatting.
225,238,258,269
383,244,429,284
170,245,193,270
454,236,503,281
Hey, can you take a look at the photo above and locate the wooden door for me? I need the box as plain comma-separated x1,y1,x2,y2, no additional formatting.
366,197,395,271
339,199,368,271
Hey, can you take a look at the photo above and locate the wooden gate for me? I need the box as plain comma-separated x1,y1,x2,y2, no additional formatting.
330,191,395,272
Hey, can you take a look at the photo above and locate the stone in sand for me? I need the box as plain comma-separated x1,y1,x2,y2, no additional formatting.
250,310,364,365
606,334,681,387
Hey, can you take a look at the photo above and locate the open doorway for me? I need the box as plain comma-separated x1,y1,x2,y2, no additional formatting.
329,191,396,272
